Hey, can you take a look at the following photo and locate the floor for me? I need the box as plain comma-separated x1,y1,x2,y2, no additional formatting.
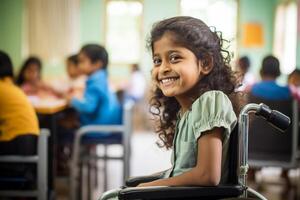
56,131,300,200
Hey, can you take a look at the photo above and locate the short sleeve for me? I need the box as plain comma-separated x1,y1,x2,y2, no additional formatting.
191,90,237,140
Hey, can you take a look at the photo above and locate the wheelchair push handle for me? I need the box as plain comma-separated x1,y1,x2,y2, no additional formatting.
256,103,291,132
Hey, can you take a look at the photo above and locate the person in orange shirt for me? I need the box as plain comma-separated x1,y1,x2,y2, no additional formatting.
0,51,39,152
0,51,39,188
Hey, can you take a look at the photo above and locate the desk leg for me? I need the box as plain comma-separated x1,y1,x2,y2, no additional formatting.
38,113,57,200
49,114,57,199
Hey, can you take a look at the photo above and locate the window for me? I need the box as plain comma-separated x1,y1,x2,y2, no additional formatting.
105,0,143,87
180,0,238,60
106,0,142,63
273,2,297,74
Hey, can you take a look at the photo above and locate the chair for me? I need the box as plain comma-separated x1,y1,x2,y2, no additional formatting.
70,100,134,200
0,129,49,200
113,103,290,200
247,95,299,168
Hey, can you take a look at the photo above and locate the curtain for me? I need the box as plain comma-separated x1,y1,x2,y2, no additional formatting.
24,0,80,62
273,2,297,74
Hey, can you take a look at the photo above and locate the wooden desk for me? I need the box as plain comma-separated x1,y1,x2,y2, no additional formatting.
33,99,67,114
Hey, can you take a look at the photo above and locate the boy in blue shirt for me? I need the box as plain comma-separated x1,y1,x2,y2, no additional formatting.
71,44,122,126
251,55,291,100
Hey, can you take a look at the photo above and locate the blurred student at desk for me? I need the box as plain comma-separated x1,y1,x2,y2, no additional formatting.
66,54,86,99
0,51,39,187
16,56,61,98
288,69,300,103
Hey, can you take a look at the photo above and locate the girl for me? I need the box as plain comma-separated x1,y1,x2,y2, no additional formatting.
288,69,300,103
65,54,86,99
101,16,240,200
16,56,59,97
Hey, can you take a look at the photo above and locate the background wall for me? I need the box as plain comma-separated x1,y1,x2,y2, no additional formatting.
80,0,105,45
238,0,277,75
0,0,24,69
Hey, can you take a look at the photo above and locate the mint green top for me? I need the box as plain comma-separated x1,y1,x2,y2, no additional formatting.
164,90,237,184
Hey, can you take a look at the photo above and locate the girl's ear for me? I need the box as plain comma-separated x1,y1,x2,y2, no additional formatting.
199,55,213,75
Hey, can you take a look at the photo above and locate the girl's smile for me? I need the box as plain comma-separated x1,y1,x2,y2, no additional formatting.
159,76,179,88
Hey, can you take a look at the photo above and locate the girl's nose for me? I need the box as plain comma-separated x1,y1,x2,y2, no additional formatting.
159,62,171,74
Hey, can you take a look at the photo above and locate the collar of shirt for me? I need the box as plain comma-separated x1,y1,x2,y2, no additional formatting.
86,69,107,85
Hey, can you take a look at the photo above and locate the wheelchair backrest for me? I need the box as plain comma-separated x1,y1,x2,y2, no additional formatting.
227,124,239,184
247,95,294,166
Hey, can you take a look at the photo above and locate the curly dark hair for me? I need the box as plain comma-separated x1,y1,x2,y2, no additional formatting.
148,16,241,149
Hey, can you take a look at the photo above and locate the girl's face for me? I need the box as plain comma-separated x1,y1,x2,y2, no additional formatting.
24,63,40,82
78,52,101,76
67,61,80,79
151,33,205,101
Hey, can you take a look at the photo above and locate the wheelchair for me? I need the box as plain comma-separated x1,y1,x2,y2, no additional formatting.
113,103,291,200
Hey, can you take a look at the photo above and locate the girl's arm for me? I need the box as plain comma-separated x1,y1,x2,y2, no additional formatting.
138,127,223,187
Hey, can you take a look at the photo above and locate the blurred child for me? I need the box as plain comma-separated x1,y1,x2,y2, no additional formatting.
0,51,39,188
288,68,300,103
125,63,146,102
70,44,122,126
57,55,85,131
16,56,59,97
66,54,86,99
251,55,291,100
236,56,256,92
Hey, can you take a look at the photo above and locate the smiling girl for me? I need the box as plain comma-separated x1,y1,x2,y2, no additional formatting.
101,16,240,200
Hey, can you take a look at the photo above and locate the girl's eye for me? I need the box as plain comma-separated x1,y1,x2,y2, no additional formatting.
153,58,161,66
169,54,180,63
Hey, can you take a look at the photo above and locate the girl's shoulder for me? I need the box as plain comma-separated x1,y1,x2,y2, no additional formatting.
189,90,237,140
189,90,236,121
191,90,232,110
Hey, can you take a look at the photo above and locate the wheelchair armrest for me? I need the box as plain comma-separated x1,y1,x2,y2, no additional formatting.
125,170,168,187
119,185,244,200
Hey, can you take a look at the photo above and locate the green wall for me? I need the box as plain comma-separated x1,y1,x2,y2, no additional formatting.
238,0,277,76
0,0,23,70
80,0,105,45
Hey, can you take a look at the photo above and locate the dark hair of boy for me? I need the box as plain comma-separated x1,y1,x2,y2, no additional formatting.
80,44,109,70
260,55,281,79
